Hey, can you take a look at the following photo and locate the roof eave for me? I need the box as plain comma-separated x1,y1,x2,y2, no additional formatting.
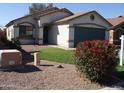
5,21,14,27
36,8,74,19
93,11,113,27
5,7,60,27
107,21,124,31
56,11,113,26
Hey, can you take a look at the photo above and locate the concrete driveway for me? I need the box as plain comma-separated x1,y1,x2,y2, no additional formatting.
21,45,49,52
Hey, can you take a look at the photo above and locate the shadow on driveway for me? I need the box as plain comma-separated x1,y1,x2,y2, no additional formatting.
0,65,42,73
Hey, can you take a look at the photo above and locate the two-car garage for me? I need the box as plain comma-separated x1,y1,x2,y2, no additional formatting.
55,10,112,48
74,26,106,47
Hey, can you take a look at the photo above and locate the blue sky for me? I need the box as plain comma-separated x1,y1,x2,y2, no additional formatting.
0,3,124,26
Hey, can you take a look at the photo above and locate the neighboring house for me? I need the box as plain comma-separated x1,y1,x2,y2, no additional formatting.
107,16,124,45
6,7,113,48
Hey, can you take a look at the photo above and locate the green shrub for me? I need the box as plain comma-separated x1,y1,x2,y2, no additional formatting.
74,40,119,82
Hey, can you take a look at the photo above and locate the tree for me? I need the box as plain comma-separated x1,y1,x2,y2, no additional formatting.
29,3,54,14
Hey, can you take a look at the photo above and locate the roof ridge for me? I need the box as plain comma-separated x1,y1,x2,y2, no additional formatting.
35,8,73,18
30,7,59,16
108,16,124,19
107,16,124,26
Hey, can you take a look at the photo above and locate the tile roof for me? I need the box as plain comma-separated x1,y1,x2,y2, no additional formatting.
36,8,73,18
55,10,112,26
56,10,92,23
107,16,124,26
5,7,61,27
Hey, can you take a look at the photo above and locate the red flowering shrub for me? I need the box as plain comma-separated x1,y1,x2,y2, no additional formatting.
74,40,118,82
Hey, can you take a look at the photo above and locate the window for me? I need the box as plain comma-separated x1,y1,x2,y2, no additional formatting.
19,25,33,38
26,26,33,36
90,14,95,20
19,26,26,36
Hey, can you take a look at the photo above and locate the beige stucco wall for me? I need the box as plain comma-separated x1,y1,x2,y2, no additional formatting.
109,30,114,44
6,11,111,47
39,11,71,26
37,27,43,44
38,11,71,45
69,12,111,28
49,24,70,48
69,12,111,42
6,15,38,44
14,27,19,38
6,15,37,37
66,12,111,47
6,11,71,45
57,24,70,48
6,25,19,41
6,25,14,41
54,12,112,48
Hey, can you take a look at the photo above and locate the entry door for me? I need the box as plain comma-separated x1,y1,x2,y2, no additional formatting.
43,26,49,44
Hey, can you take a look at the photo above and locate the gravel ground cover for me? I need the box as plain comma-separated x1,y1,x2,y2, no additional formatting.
0,60,103,90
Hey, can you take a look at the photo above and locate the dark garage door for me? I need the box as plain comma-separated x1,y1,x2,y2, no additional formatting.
74,27,105,47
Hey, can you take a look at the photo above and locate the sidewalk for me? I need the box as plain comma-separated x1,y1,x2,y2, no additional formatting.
21,45,49,52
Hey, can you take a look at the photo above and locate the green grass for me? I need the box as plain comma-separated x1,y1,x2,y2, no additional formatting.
116,60,124,71
40,47,75,64
40,47,124,80
116,64,124,71
114,64,124,81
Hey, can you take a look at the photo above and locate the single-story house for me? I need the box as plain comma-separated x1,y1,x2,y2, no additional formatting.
6,7,121,48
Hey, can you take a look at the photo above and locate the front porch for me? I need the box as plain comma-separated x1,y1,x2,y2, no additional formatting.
109,22,124,45
13,22,52,45
13,22,37,44
18,25,35,44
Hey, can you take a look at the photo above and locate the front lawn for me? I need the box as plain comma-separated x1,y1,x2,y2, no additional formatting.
40,47,124,81
113,65,124,81
116,64,124,72
40,47,74,64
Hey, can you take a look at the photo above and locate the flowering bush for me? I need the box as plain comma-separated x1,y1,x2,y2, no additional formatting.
74,40,119,82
